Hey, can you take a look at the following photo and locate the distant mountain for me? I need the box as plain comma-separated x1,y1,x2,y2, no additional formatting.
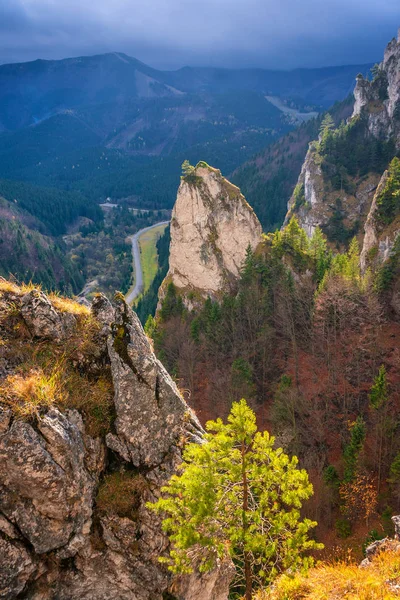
0,52,371,204
0,53,371,133
165,63,373,108
0,53,180,132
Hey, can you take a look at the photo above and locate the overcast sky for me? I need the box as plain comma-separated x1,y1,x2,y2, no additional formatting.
0,0,399,69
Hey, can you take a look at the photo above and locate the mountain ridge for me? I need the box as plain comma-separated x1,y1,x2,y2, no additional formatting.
0,51,372,134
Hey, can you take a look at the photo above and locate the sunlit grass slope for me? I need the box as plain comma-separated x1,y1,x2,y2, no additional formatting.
258,547,400,599
137,223,168,296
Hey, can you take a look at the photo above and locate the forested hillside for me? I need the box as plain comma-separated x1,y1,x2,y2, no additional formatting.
0,196,86,293
152,218,400,547
150,31,400,552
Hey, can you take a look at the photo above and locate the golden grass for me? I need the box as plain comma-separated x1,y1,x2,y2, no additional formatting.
259,548,400,599
49,293,91,316
0,279,40,295
96,472,148,518
0,278,90,317
0,357,114,435
62,372,114,437
0,367,64,418
0,279,115,436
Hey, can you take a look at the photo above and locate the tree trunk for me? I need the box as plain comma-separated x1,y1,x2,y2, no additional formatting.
241,441,252,600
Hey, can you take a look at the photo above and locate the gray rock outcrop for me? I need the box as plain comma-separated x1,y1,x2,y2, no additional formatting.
283,145,324,236
21,290,76,341
0,410,98,556
353,28,400,145
164,162,262,300
285,29,400,242
106,297,202,468
359,170,400,272
0,286,231,600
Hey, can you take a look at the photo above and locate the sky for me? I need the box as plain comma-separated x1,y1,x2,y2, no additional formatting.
0,0,399,70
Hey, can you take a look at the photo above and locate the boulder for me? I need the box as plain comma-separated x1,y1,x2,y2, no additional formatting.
21,290,75,341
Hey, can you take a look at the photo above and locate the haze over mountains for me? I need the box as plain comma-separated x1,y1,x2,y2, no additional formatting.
0,51,371,133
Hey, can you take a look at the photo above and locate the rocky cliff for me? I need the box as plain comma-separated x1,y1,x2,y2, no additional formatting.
163,162,262,301
285,29,400,253
0,280,231,599
352,29,400,143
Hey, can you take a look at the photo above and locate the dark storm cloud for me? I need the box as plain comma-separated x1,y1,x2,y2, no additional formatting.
0,0,399,68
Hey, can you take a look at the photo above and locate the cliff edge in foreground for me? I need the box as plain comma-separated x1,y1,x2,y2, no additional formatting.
0,280,231,600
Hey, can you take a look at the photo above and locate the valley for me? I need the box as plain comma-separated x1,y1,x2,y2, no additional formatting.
0,52,370,298
264,95,319,123
125,220,169,304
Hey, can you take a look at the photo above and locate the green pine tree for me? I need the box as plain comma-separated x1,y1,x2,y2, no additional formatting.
319,113,335,150
369,365,388,409
343,416,366,483
181,160,196,179
148,399,322,599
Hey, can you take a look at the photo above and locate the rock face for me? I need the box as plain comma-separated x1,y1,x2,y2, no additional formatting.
283,146,324,237
359,170,396,272
0,285,231,600
285,30,400,241
165,163,262,299
284,143,379,240
21,290,76,341
353,28,400,145
106,298,203,467
0,409,98,556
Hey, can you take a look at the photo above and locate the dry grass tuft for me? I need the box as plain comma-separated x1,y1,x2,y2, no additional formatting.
1,339,114,435
96,472,148,519
0,367,64,418
49,293,90,316
0,280,20,295
0,279,41,296
0,355,114,435
0,279,114,436
0,278,90,318
259,548,400,599
72,314,102,357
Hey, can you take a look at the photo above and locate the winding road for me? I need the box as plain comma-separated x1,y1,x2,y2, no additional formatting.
125,221,170,304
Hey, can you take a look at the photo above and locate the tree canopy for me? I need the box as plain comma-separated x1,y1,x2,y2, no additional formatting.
149,399,322,598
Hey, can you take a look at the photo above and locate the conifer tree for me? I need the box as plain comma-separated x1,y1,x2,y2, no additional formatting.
181,160,196,179
343,416,366,483
369,365,388,409
149,399,322,599
369,365,391,490
319,113,335,150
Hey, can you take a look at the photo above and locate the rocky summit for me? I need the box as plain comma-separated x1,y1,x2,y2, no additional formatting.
164,162,262,301
285,29,400,252
0,281,232,600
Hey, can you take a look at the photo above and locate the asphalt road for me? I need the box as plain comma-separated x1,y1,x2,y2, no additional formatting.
125,220,169,304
